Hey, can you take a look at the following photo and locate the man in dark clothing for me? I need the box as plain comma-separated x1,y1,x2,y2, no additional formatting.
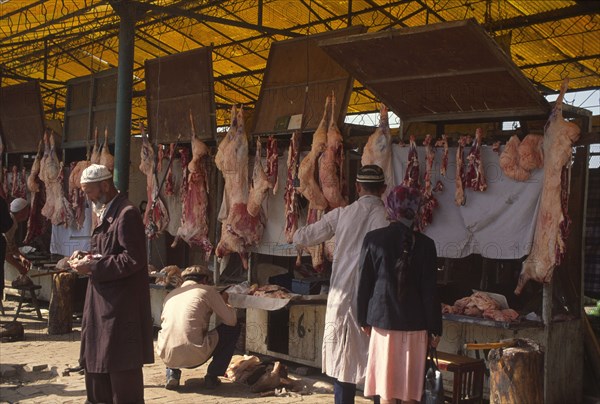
70,164,154,404
0,195,14,305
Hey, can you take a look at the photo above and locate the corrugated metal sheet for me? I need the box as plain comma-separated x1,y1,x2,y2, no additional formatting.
0,0,598,128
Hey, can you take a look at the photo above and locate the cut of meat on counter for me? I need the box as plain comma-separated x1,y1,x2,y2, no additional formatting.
402,135,420,189
362,104,394,202
247,138,271,217
284,131,300,244
139,124,169,238
266,136,279,195
24,140,48,244
248,284,294,299
515,79,580,295
319,92,346,209
216,106,265,269
171,113,212,259
153,265,183,289
454,136,468,206
499,134,544,182
39,132,75,227
442,292,520,323
417,134,439,232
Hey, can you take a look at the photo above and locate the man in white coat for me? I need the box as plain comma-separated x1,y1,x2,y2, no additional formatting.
293,165,388,404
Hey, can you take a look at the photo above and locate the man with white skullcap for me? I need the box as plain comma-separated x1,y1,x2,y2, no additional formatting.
69,164,153,403
3,197,31,278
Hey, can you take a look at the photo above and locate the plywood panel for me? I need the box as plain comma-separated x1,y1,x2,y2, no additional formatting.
0,81,45,153
145,47,216,142
253,26,366,135
320,19,550,123
289,305,316,361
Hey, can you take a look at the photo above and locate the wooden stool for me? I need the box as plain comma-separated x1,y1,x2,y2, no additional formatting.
13,285,43,321
437,351,485,404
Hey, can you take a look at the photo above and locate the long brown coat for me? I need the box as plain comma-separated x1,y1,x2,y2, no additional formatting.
80,193,154,373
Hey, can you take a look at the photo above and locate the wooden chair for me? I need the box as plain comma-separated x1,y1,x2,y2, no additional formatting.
437,351,485,404
13,284,43,321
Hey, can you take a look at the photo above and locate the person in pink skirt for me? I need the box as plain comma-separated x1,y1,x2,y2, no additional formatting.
357,185,442,404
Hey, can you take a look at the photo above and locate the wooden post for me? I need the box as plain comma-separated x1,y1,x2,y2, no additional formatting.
488,338,544,404
47,272,77,335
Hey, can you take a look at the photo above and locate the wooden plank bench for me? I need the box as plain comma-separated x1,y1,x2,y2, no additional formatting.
437,351,485,404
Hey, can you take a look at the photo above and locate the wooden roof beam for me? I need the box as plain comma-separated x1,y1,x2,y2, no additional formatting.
485,3,598,32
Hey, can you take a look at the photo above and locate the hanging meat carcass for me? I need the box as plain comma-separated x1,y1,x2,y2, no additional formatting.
247,138,271,217
284,132,300,243
464,128,487,192
515,79,580,294
319,92,346,209
39,132,74,227
435,134,449,177
454,136,468,206
362,104,394,200
68,150,92,230
11,166,27,199
90,128,101,164
165,143,176,196
296,96,329,211
171,114,212,259
402,135,420,189
416,135,439,231
518,134,544,172
139,124,169,238
24,141,48,244
215,106,265,269
266,136,279,194
99,128,114,172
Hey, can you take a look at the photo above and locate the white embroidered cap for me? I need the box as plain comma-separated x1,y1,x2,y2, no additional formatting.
80,164,113,184
10,198,29,213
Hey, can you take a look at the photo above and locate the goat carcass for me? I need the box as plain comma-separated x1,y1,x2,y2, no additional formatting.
435,135,449,177
284,132,300,243
464,128,487,192
417,134,439,231
24,141,48,244
266,136,279,194
296,96,329,211
40,133,74,227
99,128,114,171
165,143,176,196
402,135,420,189
11,166,27,199
90,128,101,164
454,136,468,206
247,138,271,217
362,104,394,200
139,124,169,238
319,92,346,208
515,79,580,294
171,115,212,259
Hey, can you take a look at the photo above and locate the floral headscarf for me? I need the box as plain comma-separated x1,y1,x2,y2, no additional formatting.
386,185,422,223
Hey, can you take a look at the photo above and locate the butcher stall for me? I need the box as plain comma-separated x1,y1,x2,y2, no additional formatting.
233,19,593,403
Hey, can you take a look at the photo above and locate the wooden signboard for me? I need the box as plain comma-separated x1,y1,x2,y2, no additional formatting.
145,47,216,142
0,81,45,153
252,26,366,136
63,69,117,148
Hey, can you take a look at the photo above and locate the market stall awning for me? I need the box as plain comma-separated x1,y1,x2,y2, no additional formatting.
319,19,550,123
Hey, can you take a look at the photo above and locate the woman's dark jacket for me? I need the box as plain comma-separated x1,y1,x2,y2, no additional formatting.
357,221,442,336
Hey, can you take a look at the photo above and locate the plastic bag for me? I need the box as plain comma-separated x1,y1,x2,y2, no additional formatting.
422,347,444,404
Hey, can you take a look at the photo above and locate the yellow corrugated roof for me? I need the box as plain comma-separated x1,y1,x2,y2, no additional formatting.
1,0,598,127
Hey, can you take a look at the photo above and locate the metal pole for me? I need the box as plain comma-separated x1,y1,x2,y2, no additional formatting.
113,2,136,195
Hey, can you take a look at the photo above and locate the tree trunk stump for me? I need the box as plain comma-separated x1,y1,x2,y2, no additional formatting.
48,272,77,335
488,338,544,404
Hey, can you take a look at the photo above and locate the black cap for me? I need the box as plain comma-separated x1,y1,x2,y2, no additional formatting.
356,165,385,183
